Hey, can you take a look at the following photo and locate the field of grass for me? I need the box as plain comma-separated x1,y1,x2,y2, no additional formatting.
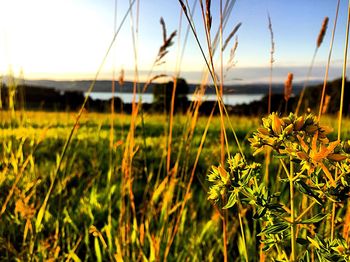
1,110,349,261
0,110,258,260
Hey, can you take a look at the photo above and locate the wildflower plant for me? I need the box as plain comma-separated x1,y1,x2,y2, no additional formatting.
208,153,260,208
208,112,350,261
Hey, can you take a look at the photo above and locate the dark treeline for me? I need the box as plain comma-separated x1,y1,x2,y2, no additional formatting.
0,78,349,116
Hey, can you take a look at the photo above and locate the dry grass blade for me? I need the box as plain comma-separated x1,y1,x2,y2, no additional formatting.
222,22,242,51
317,17,329,48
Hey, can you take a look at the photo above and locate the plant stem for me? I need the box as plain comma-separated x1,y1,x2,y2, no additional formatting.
163,102,216,260
238,202,249,262
317,0,340,120
223,205,228,262
219,0,224,166
296,200,317,222
267,13,275,115
289,159,296,261
331,0,350,241
295,48,317,115
219,2,228,261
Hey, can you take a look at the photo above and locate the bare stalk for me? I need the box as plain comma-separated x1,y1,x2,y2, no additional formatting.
289,159,296,261
296,17,329,115
220,2,228,261
267,13,275,115
318,0,340,120
238,201,249,262
295,48,317,115
163,102,217,260
34,0,136,236
331,0,350,241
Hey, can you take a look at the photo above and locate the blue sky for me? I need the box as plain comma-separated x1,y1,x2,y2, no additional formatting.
0,0,348,84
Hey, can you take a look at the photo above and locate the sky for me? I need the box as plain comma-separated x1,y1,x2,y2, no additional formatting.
0,0,349,84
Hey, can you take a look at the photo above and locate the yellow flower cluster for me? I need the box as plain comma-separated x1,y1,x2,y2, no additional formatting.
207,153,260,204
249,113,348,186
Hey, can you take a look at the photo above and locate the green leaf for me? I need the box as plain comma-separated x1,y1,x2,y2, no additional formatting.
94,237,102,262
296,180,323,205
222,191,237,209
253,207,267,219
299,250,311,262
262,242,274,252
300,213,328,224
260,222,289,235
307,236,321,250
69,252,82,262
266,203,285,213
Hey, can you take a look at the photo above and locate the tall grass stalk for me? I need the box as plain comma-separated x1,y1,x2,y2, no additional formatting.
166,4,184,174
238,202,249,262
318,0,340,120
198,0,230,159
219,1,228,261
219,0,225,167
295,49,317,116
295,17,329,115
164,102,216,260
201,3,237,259
260,15,275,261
267,13,275,115
106,0,118,255
289,159,296,261
167,77,177,173
118,1,141,259
34,0,136,254
179,1,248,260
331,0,350,241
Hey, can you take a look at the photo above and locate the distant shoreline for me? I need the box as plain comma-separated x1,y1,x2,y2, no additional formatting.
19,79,305,95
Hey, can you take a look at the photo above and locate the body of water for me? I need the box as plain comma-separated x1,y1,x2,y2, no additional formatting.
86,92,264,106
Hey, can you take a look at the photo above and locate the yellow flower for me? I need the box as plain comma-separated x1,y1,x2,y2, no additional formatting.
271,113,284,135
297,132,343,186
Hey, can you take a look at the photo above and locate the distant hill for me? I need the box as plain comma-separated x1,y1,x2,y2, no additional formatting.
22,79,304,95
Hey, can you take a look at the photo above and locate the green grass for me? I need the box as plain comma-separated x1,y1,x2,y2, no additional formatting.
0,110,263,260
1,110,349,260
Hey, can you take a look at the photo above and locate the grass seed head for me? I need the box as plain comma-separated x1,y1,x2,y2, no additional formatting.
118,68,125,86
222,23,242,51
284,73,293,102
155,18,177,65
205,0,212,30
317,17,329,48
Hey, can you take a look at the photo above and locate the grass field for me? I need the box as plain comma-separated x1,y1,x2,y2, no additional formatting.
0,110,259,260
1,110,349,261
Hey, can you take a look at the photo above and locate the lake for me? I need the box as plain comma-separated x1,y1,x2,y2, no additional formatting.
86,92,264,106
